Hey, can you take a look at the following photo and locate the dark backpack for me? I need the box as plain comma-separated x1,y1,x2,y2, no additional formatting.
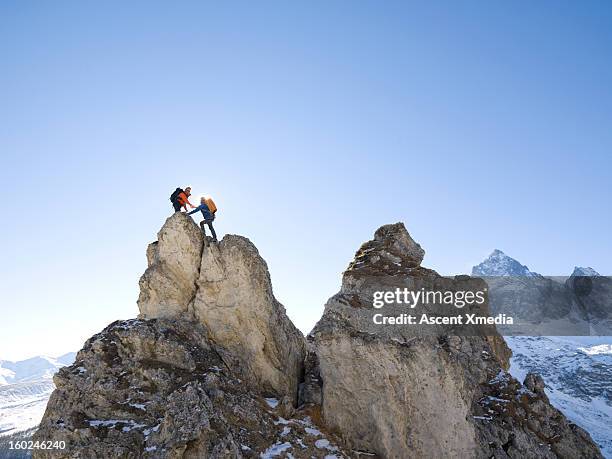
170,187,183,202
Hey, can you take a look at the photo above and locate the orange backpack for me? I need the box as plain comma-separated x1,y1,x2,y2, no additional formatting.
204,197,217,214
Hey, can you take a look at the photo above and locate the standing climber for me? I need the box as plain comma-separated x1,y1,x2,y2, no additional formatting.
170,187,196,213
188,196,218,242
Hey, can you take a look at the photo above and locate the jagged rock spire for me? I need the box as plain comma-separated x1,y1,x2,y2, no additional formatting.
347,222,424,276
137,212,305,399
307,223,602,458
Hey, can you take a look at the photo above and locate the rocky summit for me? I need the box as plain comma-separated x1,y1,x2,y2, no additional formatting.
34,214,603,458
138,215,305,401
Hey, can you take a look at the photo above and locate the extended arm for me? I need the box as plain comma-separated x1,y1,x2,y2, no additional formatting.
187,205,202,215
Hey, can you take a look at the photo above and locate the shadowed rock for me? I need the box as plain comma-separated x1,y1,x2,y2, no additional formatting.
138,213,203,319
307,222,602,458
191,235,305,401
33,319,345,458
137,213,305,400
33,218,603,459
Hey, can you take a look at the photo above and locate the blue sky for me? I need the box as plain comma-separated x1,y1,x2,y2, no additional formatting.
1,1,611,360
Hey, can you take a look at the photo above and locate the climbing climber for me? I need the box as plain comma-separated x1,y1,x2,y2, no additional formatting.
188,196,218,242
170,186,196,213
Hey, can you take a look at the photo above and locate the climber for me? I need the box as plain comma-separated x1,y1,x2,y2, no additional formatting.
188,196,218,241
170,187,196,213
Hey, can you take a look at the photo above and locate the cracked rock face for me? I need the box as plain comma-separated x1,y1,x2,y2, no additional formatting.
33,319,346,459
138,213,305,399
33,217,603,458
190,235,305,401
308,222,602,459
138,214,203,319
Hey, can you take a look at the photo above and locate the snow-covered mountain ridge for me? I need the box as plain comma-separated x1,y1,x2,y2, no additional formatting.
472,249,540,277
506,336,612,458
472,251,611,457
572,266,602,277
0,353,75,436
0,354,75,386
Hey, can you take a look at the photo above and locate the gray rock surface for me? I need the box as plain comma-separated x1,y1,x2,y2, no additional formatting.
138,213,305,399
308,222,603,458
33,217,603,458
190,235,305,401
33,319,346,458
138,214,203,319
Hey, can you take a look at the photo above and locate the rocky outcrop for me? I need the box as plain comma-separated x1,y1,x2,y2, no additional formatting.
190,235,305,401
33,319,346,458
138,214,203,319
34,217,603,458
138,213,304,399
307,223,603,458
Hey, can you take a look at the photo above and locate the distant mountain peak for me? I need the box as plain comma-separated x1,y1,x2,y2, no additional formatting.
571,266,601,277
0,352,76,436
472,249,539,277
0,353,75,386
